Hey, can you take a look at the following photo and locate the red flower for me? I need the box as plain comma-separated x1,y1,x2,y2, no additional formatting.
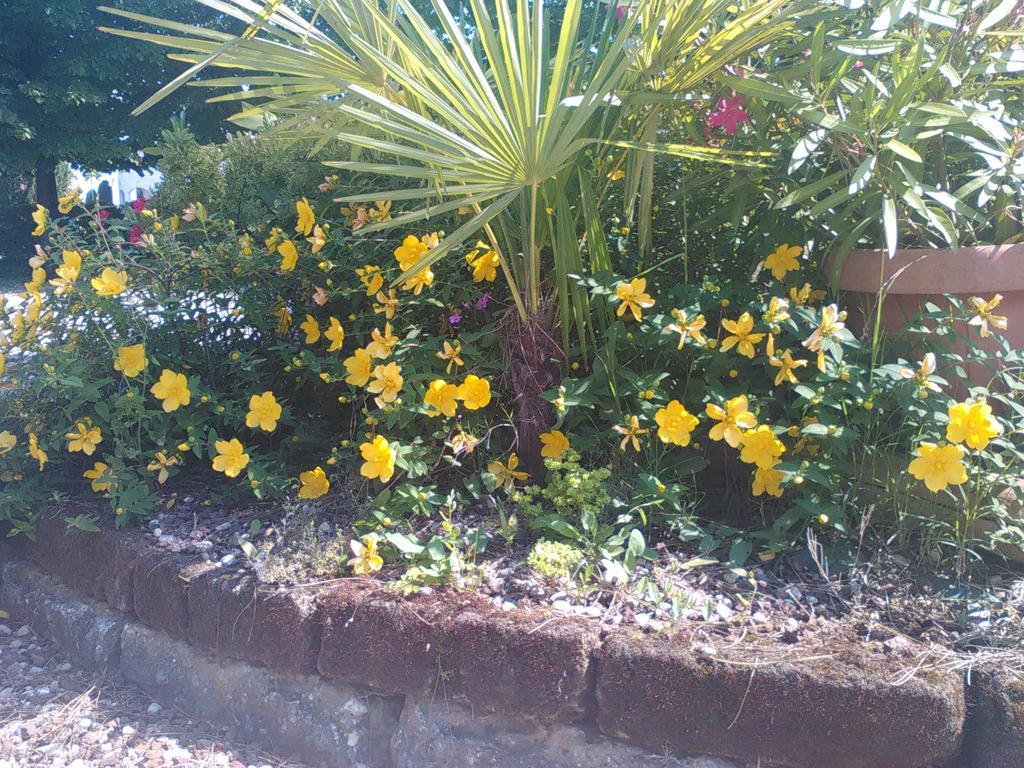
129,225,143,244
97,210,110,223
131,197,147,214
707,94,750,136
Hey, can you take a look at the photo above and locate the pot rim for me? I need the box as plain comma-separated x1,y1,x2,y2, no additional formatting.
834,243,1024,294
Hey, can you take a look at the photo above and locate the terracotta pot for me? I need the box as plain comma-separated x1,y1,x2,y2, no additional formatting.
834,244,1024,387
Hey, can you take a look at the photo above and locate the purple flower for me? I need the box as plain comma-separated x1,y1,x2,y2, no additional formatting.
474,292,491,311
448,312,462,325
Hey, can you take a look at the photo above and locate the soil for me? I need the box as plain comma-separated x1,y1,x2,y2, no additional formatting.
49,477,1024,676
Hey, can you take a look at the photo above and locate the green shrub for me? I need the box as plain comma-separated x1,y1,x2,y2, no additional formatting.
527,539,583,580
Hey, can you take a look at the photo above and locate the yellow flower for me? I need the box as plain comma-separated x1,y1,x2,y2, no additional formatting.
273,299,292,334
769,349,808,386
394,234,432,270
946,400,1001,450
278,240,298,272
265,226,283,252
28,432,47,471
614,415,649,452
50,250,82,294
25,267,45,297
357,265,384,296
720,312,765,358
615,278,655,322
360,435,396,483
0,353,4,378
706,395,757,448
437,340,464,374
458,374,491,410
370,200,392,223
423,379,459,418
401,267,434,295
908,442,967,493
343,348,374,387
348,533,384,574
762,296,790,325
0,431,17,455
898,352,941,396
146,452,179,484
114,344,147,378
246,391,282,432
655,400,699,446
211,439,250,478
65,419,102,456
763,244,801,280
58,188,81,215
306,225,327,254
739,426,785,469
802,303,844,371
489,452,529,493
300,315,320,344
83,461,112,493
298,466,330,499
150,369,191,412
789,282,827,307
91,268,128,297
295,197,315,236
609,168,626,181
373,289,399,319
465,242,500,283
665,309,707,349
752,463,784,498
31,204,48,236
367,323,398,359
539,430,570,459
325,317,345,352
368,362,404,403
968,294,1007,338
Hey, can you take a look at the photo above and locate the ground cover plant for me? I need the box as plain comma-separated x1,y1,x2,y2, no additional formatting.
2,0,1023,617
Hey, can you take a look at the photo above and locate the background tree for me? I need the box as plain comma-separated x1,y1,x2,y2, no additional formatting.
0,0,234,212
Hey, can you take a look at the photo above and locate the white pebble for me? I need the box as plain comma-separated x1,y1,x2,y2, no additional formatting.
147,702,163,715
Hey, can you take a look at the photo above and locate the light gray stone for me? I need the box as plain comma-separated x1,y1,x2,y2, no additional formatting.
0,560,124,672
391,698,739,768
119,623,401,767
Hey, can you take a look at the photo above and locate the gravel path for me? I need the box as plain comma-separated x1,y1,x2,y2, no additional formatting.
0,618,309,768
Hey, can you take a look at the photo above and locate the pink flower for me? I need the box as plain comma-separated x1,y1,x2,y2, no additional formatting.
131,197,147,214
706,94,750,136
129,225,143,245
853,60,865,69
615,4,627,21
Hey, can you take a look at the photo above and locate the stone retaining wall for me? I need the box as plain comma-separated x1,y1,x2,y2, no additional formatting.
0,517,1019,768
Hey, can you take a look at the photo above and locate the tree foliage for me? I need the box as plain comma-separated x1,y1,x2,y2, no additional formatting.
0,0,233,206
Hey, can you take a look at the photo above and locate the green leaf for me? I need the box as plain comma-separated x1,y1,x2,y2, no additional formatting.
719,75,802,105
884,139,921,163
882,196,898,258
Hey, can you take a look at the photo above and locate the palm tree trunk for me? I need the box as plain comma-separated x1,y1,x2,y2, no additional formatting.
502,307,561,479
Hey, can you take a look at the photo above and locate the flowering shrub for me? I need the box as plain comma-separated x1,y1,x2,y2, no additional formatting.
4,182,1023,576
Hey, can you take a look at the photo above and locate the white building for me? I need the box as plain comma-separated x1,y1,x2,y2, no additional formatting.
71,167,162,206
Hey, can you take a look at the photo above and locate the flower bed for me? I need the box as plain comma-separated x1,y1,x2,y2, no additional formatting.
5,514,1008,768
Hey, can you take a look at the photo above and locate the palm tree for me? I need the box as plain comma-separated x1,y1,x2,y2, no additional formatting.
102,0,797,471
